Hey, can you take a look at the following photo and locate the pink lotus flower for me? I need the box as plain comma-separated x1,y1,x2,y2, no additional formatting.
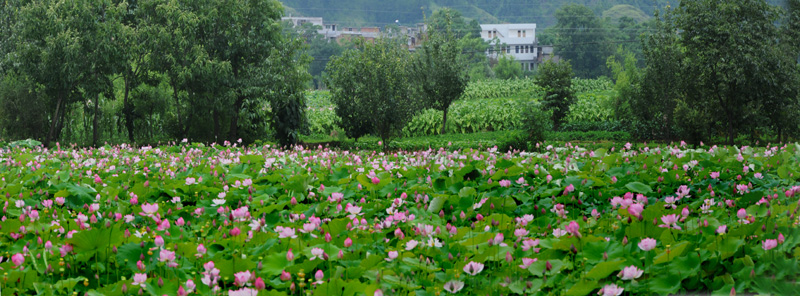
185,177,196,185
710,172,720,179
196,244,206,258
518,257,537,269
638,238,657,251
228,288,258,296
252,277,265,290
443,280,465,293
717,225,727,235
628,203,644,219
234,270,252,286
11,253,24,267
140,203,159,217
619,265,643,280
310,248,325,260
763,239,778,251
565,221,581,238
159,249,178,267
778,233,785,244
276,226,297,238
499,179,511,187
280,270,292,281
463,261,484,275
132,273,147,287
521,238,540,252
600,284,624,296
154,236,164,248
514,228,529,238
314,270,324,283
737,208,749,224
658,214,681,230
386,251,399,261
371,177,380,184
344,237,353,248
406,240,419,250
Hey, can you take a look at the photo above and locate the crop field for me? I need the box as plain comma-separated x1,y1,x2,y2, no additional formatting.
1,142,799,295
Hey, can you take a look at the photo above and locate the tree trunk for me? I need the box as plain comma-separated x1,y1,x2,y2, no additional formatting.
124,75,135,143
213,108,220,143
172,82,184,138
228,95,244,141
727,119,734,146
92,94,100,147
45,94,64,147
441,107,448,135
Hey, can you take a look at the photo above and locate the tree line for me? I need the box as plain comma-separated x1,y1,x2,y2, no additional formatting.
0,0,308,146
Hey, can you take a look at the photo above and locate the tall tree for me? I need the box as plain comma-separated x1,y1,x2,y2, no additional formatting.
14,0,113,146
635,9,683,141
412,8,469,134
327,38,418,149
537,60,575,130
553,4,613,78
678,0,790,144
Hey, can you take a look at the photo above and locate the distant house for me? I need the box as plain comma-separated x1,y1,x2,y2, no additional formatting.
281,16,339,42
480,23,538,71
281,16,426,48
537,45,559,63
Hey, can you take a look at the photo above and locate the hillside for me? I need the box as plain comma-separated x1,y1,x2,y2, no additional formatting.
278,0,677,28
280,0,788,28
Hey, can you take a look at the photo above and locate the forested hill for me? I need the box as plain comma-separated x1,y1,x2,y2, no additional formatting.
280,0,786,27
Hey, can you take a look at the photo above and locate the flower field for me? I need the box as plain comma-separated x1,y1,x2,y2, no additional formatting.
1,142,799,295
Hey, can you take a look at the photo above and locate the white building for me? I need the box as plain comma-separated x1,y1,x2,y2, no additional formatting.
281,16,339,41
480,24,538,71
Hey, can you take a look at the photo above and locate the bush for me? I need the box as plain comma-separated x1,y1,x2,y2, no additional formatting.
521,102,552,144
547,130,631,142
560,120,627,132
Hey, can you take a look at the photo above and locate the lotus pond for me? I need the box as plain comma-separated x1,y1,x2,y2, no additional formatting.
1,142,799,295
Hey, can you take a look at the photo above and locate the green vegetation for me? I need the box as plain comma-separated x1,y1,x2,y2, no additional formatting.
0,0,309,146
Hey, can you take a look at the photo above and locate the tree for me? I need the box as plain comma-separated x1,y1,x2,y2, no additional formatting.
412,9,469,134
281,20,344,89
428,8,491,81
326,38,418,149
493,54,522,80
537,60,575,130
553,4,613,78
632,9,683,141
678,0,791,145
13,0,117,146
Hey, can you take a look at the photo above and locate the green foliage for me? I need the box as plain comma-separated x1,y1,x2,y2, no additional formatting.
678,0,798,144
565,91,616,123
538,60,576,130
606,47,640,121
570,77,614,93
460,78,542,101
412,10,470,134
493,54,523,80
326,38,419,149
547,130,631,142
602,5,650,23
0,72,48,141
553,4,614,78
521,102,552,144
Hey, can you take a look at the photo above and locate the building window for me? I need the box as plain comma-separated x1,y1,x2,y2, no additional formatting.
517,30,521,37
515,46,519,53
530,62,535,70
507,47,510,53
523,31,526,37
